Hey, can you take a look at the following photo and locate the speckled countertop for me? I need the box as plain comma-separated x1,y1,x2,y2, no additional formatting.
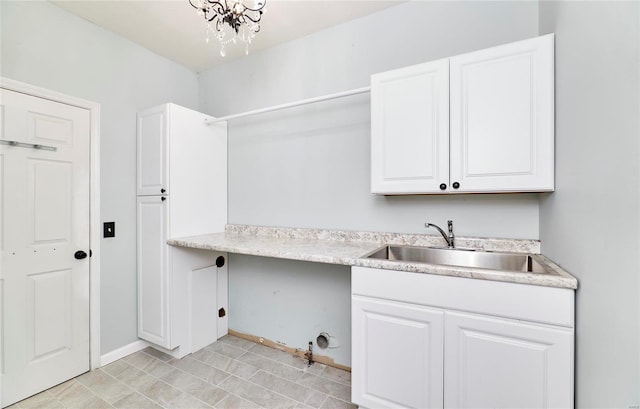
168,224,578,290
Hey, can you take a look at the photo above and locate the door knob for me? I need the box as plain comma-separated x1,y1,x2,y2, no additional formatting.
74,250,87,260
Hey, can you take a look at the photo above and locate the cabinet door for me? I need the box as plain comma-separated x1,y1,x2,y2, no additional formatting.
137,195,171,348
371,59,450,194
450,34,554,192
444,311,573,409
137,105,168,196
352,295,444,409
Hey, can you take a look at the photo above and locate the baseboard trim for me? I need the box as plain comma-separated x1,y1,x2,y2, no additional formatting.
228,329,351,372
100,339,150,366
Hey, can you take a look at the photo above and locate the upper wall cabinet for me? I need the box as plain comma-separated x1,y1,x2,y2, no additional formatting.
371,59,450,194
371,34,554,195
137,107,168,196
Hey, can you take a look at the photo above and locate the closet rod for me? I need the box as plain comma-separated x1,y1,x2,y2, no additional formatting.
205,86,371,125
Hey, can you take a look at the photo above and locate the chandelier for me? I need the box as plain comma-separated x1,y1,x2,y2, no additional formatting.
189,0,266,57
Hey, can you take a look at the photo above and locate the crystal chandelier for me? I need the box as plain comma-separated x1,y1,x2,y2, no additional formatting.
189,0,266,57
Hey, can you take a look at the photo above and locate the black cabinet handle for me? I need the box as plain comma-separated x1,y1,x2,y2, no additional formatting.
161,188,166,193
439,183,447,191
74,250,87,260
161,196,166,202
452,182,460,189
216,256,225,268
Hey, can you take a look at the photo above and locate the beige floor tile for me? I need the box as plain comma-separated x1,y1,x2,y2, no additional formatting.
88,376,134,404
191,348,216,363
189,384,230,407
219,375,299,409
297,374,351,402
142,347,173,362
319,366,351,386
137,379,183,406
224,359,260,379
125,351,156,370
46,379,77,397
213,393,260,409
319,396,358,409
112,392,163,409
237,352,303,382
101,360,133,378
115,366,157,390
160,368,209,394
302,362,327,376
76,369,113,388
18,395,63,409
143,359,175,378
218,335,257,351
203,351,233,370
56,382,96,408
249,344,308,370
304,390,328,408
74,395,115,409
168,392,214,409
205,342,246,359
293,404,315,409
169,356,230,385
250,370,314,403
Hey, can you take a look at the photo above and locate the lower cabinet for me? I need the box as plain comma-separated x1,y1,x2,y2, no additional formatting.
444,311,573,409
351,266,574,409
137,219,229,358
352,296,444,409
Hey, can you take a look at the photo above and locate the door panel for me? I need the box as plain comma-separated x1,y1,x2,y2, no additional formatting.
352,295,444,409
450,34,554,192
444,311,573,408
1,88,90,407
29,112,74,145
29,159,72,244
137,107,167,196
371,59,449,194
28,269,72,361
137,195,170,348
190,265,217,352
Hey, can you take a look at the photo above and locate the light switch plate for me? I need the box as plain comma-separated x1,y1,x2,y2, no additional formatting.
104,222,115,238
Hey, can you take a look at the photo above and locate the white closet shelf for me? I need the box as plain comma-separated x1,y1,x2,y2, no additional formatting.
204,86,371,125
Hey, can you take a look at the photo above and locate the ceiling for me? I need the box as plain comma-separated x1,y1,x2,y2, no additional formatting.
51,0,403,72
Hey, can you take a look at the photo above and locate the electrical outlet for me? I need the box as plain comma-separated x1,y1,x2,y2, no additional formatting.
103,222,115,238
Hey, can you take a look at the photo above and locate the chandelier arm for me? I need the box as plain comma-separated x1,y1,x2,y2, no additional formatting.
203,0,225,5
243,1,266,12
242,13,262,23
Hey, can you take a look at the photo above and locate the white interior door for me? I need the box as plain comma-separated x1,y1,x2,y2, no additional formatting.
0,88,91,407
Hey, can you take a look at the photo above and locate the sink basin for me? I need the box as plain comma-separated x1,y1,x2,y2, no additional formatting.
365,245,545,273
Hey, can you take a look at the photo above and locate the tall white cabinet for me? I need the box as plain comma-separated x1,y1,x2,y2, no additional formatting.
137,103,228,357
371,34,554,194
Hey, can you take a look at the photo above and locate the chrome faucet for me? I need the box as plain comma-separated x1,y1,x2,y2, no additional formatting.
425,220,455,248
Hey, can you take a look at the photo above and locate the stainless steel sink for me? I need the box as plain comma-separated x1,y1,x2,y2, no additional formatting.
366,245,545,273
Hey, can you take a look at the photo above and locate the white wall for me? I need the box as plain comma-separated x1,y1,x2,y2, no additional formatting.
1,1,199,354
199,1,541,365
539,2,640,407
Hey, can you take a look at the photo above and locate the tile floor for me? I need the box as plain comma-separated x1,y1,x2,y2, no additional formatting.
9,335,356,409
